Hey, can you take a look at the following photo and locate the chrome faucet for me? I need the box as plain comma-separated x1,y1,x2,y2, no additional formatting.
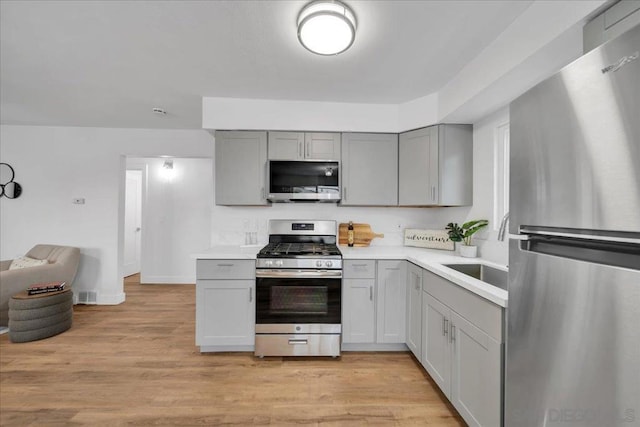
498,212,510,241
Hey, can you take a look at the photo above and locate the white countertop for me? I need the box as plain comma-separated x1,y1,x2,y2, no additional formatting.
193,245,508,307
191,245,263,259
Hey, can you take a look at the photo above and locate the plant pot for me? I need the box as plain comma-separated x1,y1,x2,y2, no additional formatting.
459,245,478,258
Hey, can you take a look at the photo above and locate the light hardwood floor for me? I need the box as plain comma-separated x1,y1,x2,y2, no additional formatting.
0,275,464,426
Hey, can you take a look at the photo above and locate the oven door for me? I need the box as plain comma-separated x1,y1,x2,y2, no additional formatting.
255,269,341,330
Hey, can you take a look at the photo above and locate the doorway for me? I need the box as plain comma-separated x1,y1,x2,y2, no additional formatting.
124,169,143,277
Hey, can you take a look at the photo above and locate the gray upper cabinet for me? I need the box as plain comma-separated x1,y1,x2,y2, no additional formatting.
267,131,305,159
305,132,341,160
341,133,398,206
268,131,341,160
398,124,472,206
215,131,268,206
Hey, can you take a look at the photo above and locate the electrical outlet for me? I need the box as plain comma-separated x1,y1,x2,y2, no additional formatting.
72,198,85,204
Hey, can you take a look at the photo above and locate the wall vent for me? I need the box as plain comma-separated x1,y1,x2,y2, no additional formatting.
77,291,98,304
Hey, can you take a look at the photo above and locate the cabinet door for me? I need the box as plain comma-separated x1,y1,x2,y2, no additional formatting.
341,133,398,206
450,312,502,427
342,278,375,343
215,131,268,205
376,260,407,344
304,132,341,160
268,131,304,160
406,262,423,358
422,292,451,395
398,126,438,205
196,280,255,346
437,124,473,206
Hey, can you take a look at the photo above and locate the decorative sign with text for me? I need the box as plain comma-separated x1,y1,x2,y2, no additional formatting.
404,229,454,250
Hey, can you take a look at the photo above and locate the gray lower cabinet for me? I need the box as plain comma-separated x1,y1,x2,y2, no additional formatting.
342,260,407,347
376,260,407,343
342,260,376,343
215,131,268,205
398,124,472,206
268,131,341,160
405,262,423,359
421,269,503,427
195,259,255,350
341,133,398,206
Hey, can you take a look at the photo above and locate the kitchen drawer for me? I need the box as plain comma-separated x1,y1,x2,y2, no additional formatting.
197,259,255,280
255,334,341,357
343,260,376,279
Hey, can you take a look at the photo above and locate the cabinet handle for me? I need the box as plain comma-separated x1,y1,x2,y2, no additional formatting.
369,286,373,301
443,318,449,336
261,187,265,199
431,186,435,201
305,141,310,157
249,288,253,302
298,142,303,158
343,187,347,202
415,279,420,290
217,263,234,267
351,263,368,267
451,324,456,343
289,339,308,345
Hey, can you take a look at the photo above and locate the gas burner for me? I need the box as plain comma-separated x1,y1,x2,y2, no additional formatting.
259,242,341,258
256,220,342,269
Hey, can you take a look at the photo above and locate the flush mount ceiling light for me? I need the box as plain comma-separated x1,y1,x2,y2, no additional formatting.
297,0,356,56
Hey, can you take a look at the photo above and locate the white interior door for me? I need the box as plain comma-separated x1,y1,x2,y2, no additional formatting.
124,170,142,277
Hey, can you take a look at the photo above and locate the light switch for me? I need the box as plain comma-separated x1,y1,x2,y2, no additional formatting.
72,198,85,204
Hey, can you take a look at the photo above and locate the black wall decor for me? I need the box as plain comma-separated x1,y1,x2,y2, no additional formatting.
0,163,22,199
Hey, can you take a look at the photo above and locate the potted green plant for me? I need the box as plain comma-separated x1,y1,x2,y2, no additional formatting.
446,219,489,258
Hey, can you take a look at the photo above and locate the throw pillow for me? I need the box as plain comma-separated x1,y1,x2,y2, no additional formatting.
9,256,48,270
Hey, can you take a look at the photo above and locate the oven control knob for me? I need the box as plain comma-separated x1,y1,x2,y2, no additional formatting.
275,260,284,267
316,260,323,267
265,260,272,267
325,261,333,268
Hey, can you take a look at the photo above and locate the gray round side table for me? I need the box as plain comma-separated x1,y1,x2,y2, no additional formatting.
8,289,73,343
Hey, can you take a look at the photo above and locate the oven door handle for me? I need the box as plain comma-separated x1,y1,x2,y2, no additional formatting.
256,269,342,279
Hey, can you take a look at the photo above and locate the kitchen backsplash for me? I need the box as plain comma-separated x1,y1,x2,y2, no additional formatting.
211,203,469,248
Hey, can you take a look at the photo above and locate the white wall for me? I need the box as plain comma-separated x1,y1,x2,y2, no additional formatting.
0,125,213,303
202,97,404,132
210,203,450,248
127,157,212,284
439,107,510,265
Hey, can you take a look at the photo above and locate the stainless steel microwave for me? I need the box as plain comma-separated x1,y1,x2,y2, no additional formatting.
267,160,340,202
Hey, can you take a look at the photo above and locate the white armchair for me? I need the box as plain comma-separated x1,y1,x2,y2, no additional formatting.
0,245,80,326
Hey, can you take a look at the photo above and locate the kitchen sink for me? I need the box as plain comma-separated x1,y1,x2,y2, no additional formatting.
443,264,508,291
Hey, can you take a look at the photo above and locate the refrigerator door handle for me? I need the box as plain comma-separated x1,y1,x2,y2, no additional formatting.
518,229,640,271
519,227,640,245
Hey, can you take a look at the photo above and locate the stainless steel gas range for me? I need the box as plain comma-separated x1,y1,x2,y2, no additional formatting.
254,220,342,357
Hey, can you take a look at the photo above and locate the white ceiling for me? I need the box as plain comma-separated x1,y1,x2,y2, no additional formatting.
1,0,539,129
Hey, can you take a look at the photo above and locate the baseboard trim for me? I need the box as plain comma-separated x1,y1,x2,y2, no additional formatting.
199,345,255,353
341,343,409,352
96,292,126,305
140,275,195,284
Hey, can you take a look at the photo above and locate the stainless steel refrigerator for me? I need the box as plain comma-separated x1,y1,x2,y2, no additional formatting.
506,24,640,426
